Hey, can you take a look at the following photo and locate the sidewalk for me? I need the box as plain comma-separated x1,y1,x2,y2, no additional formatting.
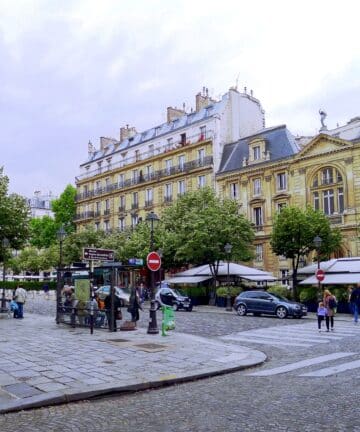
0,313,266,414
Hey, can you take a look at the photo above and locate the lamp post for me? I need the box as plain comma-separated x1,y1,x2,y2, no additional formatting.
146,211,160,334
224,243,232,311
313,235,322,300
1,237,9,312
56,225,66,324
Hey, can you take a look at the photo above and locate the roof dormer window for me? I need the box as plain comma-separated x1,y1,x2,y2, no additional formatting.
249,138,266,164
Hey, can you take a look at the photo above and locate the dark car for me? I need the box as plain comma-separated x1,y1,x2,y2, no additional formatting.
155,287,193,311
233,290,307,319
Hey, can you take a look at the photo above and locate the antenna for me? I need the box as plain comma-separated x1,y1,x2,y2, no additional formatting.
235,73,240,90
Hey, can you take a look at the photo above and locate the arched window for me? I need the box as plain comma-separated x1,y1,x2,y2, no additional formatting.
311,167,344,215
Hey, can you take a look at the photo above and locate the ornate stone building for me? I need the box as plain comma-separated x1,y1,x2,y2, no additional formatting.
217,117,360,282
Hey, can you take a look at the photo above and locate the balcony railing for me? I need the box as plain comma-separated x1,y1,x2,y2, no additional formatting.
118,206,126,213
164,196,173,203
131,203,139,210
104,209,111,216
76,155,213,201
144,200,153,207
74,211,94,221
76,130,214,183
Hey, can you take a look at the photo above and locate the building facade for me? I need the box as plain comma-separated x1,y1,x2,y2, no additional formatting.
75,85,360,282
27,191,56,218
217,117,360,283
75,87,265,231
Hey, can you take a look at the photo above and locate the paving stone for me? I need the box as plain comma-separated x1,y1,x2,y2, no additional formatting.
3,382,43,398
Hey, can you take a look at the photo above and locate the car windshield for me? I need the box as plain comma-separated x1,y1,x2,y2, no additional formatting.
173,289,186,296
269,292,288,301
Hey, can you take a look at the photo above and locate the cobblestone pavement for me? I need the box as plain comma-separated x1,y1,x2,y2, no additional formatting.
1,294,359,431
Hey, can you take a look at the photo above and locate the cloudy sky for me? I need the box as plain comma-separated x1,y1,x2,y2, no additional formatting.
1,0,359,197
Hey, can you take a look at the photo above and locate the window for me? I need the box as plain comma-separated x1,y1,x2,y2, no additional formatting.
253,207,263,226
338,187,344,213
165,183,172,200
146,188,153,205
253,178,261,196
255,244,263,261
178,155,185,170
146,165,152,177
118,217,125,231
95,201,101,213
199,125,206,141
312,167,344,215
165,159,172,174
95,222,100,231
276,172,287,191
178,180,186,196
119,195,125,211
105,178,110,190
83,185,88,195
167,137,173,149
198,148,205,163
323,190,334,215
155,127,161,136
276,202,287,212
118,174,124,187
230,183,238,199
104,220,110,232
148,144,154,157
96,180,101,192
132,169,138,182
253,146,261,160
132,192,138,206
135,150,140,161
198,175,206,188
180,133,186,145
105,199,110,210
131,214,139,228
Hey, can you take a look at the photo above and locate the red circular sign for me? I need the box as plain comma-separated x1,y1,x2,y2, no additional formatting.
315,269,325,282
147,251,161,272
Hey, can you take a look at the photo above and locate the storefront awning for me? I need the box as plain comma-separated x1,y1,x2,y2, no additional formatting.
299,273,360,285
164,276,213,284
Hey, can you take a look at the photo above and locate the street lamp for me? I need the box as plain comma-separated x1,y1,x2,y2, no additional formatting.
1,237,9,312
313,235,322,299
56,225,66,324
224,243,232,311
146,211,160,334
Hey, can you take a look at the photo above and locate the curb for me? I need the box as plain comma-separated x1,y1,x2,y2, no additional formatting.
0,350,266,414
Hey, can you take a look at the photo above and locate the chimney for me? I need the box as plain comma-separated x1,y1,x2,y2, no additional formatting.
195,87,214,112
120,124,137,142
100,136,117,151
167,106,185,122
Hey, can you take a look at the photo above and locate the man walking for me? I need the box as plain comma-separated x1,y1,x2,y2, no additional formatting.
350,284,360,324
14,285,27,319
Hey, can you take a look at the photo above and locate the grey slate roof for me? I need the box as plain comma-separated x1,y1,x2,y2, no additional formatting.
217,125,298,174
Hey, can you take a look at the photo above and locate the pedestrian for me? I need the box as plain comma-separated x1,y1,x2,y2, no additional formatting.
323,289,336,332
43,283,50,299
350,284,360,324
317,301,327,332
13,285,27,319
128,287,142,326
104,292,121,331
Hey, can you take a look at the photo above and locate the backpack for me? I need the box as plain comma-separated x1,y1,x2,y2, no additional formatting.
328,297,337,309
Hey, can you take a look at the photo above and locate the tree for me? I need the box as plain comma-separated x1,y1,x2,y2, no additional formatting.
29,216,58,248
51,184,77,233
160,187,255,299
270,206,342,300
0,167,30,258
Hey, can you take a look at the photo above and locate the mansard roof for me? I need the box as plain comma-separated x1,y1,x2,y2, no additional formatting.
217,125,298,174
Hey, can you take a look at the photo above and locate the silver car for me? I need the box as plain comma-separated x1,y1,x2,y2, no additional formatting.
95,285,130,306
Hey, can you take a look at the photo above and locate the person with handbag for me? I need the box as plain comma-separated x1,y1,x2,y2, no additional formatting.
128,287,142,326
104,292,121,331
14,286,27,319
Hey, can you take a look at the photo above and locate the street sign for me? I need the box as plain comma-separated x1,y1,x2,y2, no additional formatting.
128,258,144,266
315,268,325,282
147,251,161,272
83,248,115,261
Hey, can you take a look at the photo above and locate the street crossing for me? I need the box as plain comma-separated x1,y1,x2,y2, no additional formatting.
221,321,359,348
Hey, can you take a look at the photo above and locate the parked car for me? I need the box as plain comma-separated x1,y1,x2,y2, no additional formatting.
155,287,193,311
156,281,172,289
233,290,307,319
95,285,131,307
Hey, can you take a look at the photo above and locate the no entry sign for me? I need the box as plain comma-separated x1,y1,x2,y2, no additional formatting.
147,251,161,272
315,268,325,282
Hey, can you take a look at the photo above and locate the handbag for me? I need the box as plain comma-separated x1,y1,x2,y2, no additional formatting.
116,310,122,320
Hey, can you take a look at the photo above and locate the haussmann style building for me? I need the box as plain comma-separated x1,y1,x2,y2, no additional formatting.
75,86,360,283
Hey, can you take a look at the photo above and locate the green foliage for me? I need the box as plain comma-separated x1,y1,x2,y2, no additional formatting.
62,226,104,265
331,287,349,302
182,285,208,297
299,286,318,303
51,184,77,233
216,286,243,297
160,187,254,273
29,216,58,248
0,281,57,291
0,167,30,257
268,285,292,299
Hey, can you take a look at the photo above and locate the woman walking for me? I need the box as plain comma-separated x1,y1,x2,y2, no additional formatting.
128,287,142,327
323,289,337,332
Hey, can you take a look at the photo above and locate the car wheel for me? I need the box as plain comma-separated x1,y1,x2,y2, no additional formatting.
172,303,179,311
186,305,193,312
236,304,247,316
276,306,288,319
